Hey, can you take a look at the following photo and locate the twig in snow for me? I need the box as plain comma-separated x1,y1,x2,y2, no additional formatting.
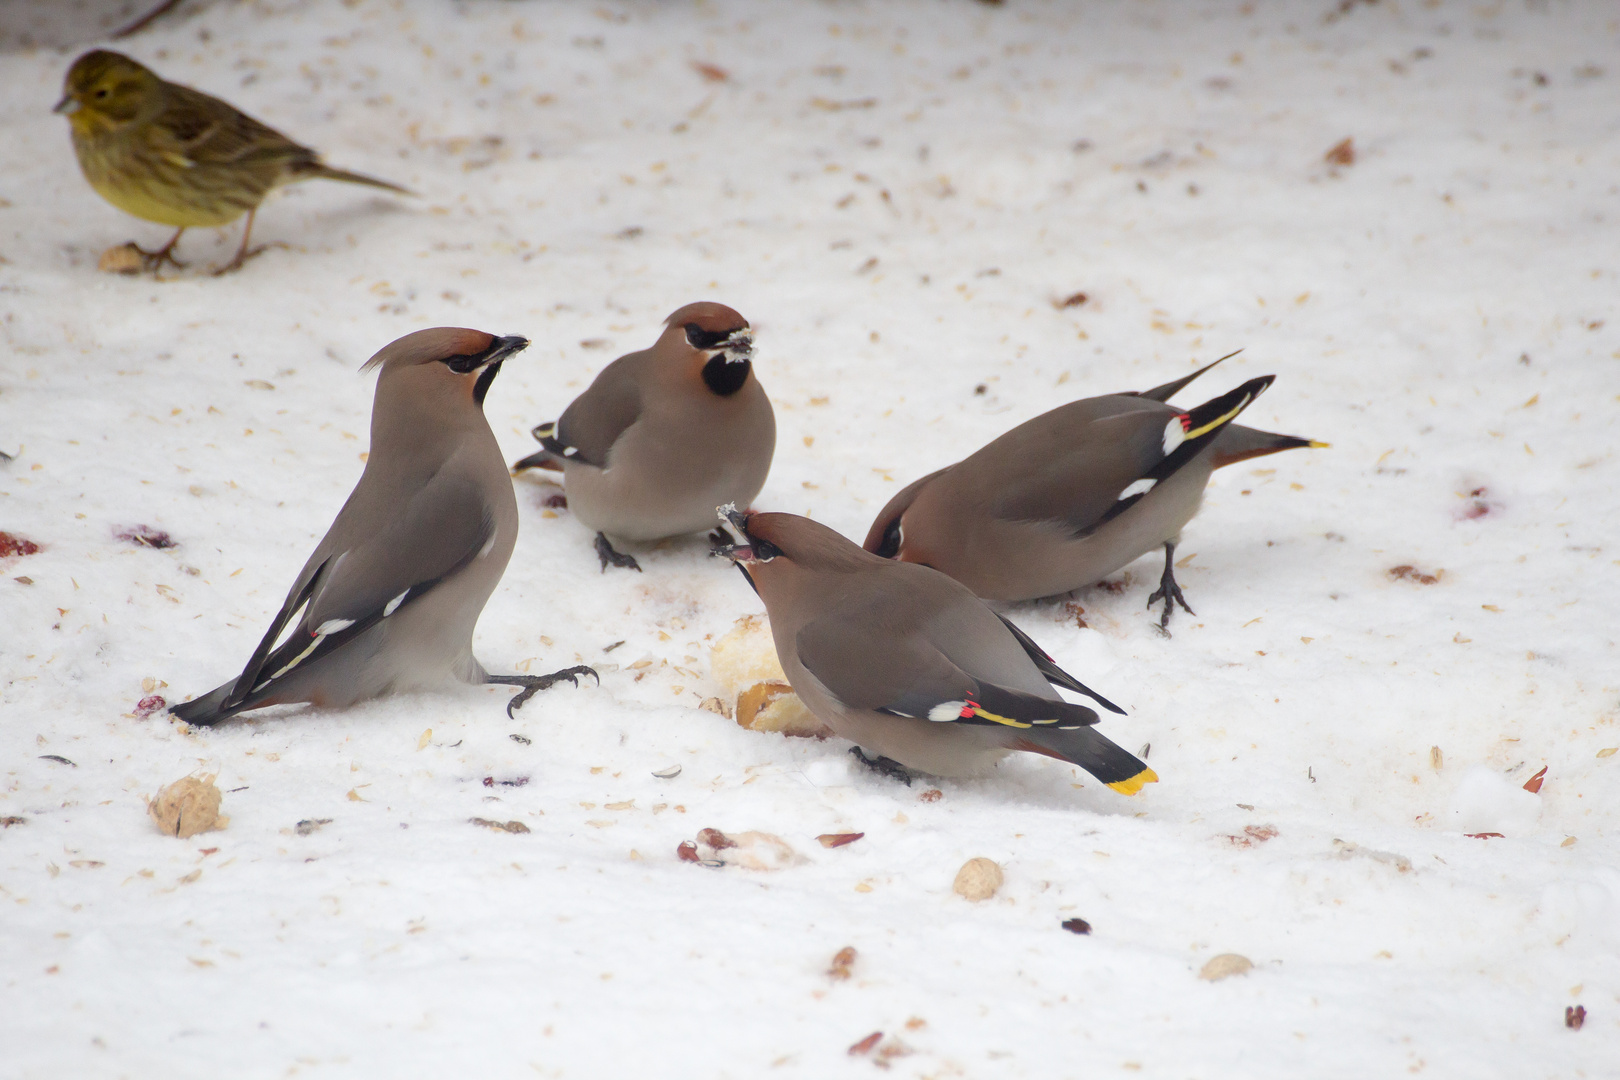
112,0,186,40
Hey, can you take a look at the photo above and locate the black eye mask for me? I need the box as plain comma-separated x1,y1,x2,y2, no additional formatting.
872,517,902,559
685,324,737,350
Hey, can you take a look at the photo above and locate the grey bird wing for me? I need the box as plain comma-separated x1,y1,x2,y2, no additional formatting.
997,377,1274,538
988,401,1172,534
794,603,1102,733
545,356,646,468
220,471,495,711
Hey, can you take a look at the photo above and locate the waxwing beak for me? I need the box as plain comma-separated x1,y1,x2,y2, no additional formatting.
710,503,754,561
721,328,754,363
449,334,528,375
54,95,80,115
485,335,530,365
709,505,767,597
711,503,778,563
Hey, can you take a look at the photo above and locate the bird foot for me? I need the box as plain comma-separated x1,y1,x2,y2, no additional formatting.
212,242,283,277
849,746,914,786
123,241,186,275
594,532,642,573
1146,568,1195,636
487,666,599,718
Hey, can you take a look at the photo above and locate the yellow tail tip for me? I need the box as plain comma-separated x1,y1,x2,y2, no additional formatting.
1308,440,1331,448
1107,767,1160,795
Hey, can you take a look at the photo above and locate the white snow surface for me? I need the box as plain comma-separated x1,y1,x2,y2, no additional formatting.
2,1,1618,1076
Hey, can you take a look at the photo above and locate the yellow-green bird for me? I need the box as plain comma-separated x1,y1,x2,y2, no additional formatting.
54,49,411,275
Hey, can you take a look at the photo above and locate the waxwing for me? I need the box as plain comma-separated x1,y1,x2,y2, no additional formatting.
863,355,1326,630
714,508,1156,791
170,328,594,724
512,302,775,572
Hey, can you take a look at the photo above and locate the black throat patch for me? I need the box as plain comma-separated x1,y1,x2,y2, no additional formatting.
473,361,503,407
701,354,751,397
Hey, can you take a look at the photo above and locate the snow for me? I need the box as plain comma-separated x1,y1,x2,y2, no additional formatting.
2,0,1618,1076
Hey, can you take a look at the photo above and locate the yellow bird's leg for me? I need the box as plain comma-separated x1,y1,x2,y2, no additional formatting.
135,227,186,274
213,209,271,276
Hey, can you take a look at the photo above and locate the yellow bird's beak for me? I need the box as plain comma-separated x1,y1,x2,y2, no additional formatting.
53,95,80,115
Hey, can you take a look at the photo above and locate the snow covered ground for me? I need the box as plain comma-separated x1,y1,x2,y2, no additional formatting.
2,1,1618,1076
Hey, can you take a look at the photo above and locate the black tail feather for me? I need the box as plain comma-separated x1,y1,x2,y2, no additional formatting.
167,682,237,727
993,612,1125,714
1135,350,1241,403
1012,727,1157,794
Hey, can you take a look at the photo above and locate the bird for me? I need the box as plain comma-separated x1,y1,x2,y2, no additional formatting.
713,507,1157,792
53,49,410,276
863,354,1327,631
169,328,595,726
512,302,775,573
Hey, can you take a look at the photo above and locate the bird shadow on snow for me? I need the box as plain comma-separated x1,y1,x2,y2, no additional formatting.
964,756,1154,818
170,683,514,735
230,195,417,263
292,193,415,234
782,744,1151,820
521,516,733,576
57,194,413,278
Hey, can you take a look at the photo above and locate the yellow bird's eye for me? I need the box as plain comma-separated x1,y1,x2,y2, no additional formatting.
94,88,109,99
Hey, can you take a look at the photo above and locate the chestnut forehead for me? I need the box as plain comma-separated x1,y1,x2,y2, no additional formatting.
744,511,791,544
665,302,748,334
439,328,495,356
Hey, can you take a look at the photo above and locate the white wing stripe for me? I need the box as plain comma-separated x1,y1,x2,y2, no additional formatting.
1119,478,1156,500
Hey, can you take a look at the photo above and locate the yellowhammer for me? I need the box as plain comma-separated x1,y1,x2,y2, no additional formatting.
55,49,411,275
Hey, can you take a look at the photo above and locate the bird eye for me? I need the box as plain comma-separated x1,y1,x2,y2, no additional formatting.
684,323,734,351
94,88,109,98
874,519,902,559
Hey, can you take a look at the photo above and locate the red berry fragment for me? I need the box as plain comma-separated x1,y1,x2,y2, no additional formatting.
696,827,735,850
0,532,40,558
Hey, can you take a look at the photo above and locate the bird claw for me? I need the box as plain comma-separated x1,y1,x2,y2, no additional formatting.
128,241,185,275
488,666,599,718
849,746,914,786
212,243,279,277
594,532,641,573
1146,574,1195,635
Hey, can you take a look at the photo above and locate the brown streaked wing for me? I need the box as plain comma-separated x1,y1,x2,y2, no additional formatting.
157,82,317,177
